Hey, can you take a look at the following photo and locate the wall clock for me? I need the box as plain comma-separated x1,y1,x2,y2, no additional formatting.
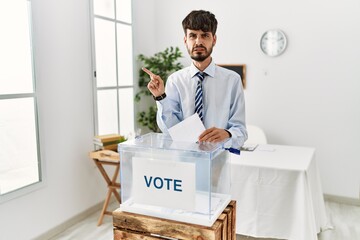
260,29,287,57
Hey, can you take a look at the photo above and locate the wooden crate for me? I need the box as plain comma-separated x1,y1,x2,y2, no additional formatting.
113,200,236,240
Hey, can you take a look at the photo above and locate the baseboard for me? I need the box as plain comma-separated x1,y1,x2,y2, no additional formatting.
34,198,115,240
324,194,360,206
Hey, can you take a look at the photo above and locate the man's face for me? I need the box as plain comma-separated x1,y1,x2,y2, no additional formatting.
184,29,216,62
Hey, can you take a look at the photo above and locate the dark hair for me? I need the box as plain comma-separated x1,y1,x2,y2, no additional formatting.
182,10,218,36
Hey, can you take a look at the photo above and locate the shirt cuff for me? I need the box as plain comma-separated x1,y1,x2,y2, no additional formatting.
225,129,232,138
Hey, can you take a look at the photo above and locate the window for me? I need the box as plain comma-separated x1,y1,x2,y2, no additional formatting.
90,0,134,137
0,0,42,201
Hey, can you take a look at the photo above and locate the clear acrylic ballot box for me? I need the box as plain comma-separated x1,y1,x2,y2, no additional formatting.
118,133,231,226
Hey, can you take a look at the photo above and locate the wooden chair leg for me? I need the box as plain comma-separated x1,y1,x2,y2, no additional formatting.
92,157,121,226
111,164,121,203
112,188,121,203
98,188,112,226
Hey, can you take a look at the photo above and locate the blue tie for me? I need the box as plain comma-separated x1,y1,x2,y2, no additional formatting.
195,72,205,122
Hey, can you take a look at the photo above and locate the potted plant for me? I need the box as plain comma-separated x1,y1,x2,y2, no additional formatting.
135,47,183,132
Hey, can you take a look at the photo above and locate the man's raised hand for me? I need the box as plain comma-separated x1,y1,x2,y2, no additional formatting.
142,67,165,97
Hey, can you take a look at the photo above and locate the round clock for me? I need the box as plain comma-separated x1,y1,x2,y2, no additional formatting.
260,29,287,57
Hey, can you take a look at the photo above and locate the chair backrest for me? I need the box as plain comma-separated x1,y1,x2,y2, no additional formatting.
245,125,268,144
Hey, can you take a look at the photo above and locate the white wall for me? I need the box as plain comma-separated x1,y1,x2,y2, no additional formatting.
133,0,360,199
0,0,106,239
0,0,358,238
132,0,156,132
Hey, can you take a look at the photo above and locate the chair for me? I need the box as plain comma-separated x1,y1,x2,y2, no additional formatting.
89,150,121,226
245,125,267,144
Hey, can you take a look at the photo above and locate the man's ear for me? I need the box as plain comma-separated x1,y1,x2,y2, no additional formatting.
184,35,187,44
213,34,217,46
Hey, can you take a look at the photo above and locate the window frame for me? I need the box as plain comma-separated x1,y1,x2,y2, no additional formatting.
89,0,135,138
0,0,45,204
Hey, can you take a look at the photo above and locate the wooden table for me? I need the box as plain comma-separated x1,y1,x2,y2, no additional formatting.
89,150,121,226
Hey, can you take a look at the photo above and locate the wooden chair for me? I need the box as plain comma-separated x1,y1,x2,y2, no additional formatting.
89,150,121,226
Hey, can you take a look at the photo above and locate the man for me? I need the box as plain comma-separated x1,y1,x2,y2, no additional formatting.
144,10,247,148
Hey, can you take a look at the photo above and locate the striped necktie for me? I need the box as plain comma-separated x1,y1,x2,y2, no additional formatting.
195,72,205,122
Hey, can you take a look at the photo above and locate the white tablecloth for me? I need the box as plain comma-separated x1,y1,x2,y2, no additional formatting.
230,144,328,240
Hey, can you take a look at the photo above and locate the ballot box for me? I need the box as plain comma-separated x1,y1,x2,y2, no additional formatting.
118,133,231,227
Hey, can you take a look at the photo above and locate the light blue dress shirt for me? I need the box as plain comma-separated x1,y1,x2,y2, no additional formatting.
156,60,248,148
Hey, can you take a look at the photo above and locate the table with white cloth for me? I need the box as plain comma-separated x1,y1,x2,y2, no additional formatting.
230,144,328,240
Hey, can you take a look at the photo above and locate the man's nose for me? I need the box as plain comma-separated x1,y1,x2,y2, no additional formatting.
195,36,203,44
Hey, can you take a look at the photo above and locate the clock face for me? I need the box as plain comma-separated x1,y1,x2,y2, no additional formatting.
260,29,287,57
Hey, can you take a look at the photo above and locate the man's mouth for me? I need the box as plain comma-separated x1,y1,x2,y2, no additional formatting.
193,47,206,52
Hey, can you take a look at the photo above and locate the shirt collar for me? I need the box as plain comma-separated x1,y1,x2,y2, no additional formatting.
190,60,216,78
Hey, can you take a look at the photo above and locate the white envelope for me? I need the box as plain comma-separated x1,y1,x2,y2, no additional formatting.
168,114,205,143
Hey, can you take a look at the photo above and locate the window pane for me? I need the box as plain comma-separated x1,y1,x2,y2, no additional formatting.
94,18,117,87
116,0,132,23
0,98,39,194
91,0,134,143
0,0,33,95
118,88,134,137
117,24,133,86
93,0,114,19
97,89,118,135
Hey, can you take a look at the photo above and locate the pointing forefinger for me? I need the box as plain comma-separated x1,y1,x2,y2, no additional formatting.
142,67,155,77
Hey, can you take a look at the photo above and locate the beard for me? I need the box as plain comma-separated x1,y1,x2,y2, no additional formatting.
188,45,213,62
